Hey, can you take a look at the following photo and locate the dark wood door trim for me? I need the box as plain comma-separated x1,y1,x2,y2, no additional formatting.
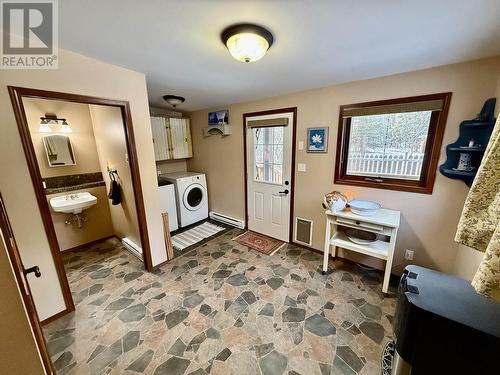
0,193,55,374
333,92,452,194
7,86,155,320
242,107,298,243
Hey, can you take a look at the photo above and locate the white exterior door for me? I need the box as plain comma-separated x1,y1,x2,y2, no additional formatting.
246,111,294,242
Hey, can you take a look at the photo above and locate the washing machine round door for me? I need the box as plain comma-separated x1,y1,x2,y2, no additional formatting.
183,183,206,211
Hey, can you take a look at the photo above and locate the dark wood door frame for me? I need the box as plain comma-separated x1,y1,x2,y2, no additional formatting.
0,192,55,374
8,86,154,321
242,107,298,243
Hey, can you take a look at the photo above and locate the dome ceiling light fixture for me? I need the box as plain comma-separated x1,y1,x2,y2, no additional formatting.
163,95,186,108
221,23,274,63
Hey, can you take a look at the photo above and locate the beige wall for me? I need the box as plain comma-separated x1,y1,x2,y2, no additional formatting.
0,233,45,375
47,186,114,251
156,160,187,175
188,56,500,275
89,105,141,247
0,42,167,321
24,98,101,177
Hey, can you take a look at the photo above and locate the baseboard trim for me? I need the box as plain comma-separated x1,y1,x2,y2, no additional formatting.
152,259,170,271
61,235,118,253
40,307,72,326
292,240,325,256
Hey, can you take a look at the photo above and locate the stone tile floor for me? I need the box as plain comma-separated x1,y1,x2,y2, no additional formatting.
43,229,396,375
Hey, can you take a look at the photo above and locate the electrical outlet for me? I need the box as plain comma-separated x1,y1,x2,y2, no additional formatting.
298,163,306,172
405,249,414,261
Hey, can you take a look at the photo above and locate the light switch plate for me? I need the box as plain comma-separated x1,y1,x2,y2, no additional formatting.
298,141,304,150
298,163,306,172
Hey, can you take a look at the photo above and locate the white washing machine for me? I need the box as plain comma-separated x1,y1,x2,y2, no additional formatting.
162,172,208,228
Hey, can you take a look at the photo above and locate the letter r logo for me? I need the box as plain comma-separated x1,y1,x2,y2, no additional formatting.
2,2,53,54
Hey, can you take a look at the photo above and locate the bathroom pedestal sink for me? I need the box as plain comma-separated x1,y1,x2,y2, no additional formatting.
50,192,97,214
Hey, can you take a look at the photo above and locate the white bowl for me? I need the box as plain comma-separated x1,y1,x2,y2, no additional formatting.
348,200,381,216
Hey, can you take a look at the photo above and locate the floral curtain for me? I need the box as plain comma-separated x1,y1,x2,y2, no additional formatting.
455,116,500,301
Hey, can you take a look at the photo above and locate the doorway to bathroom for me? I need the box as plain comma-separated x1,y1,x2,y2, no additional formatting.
8,86,153,325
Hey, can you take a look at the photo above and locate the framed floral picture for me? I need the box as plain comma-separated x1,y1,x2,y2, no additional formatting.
307,127,329,153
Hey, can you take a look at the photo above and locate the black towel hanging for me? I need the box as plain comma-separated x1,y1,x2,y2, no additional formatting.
108,170,122,205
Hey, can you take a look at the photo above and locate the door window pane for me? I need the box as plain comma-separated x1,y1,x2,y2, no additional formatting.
253,127,284,184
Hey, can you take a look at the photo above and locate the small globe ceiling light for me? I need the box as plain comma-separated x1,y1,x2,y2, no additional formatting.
163,95,186,108
59,120,73,134
221,23,274,63
38,118,52,133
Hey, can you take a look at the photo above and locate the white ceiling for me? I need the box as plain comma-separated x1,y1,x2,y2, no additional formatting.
60,0,500,111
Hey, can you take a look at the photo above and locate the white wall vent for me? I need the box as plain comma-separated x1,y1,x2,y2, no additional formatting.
295,217,313,246
209,211,245,229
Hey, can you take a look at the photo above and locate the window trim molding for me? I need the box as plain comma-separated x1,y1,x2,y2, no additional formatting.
334,92,452,194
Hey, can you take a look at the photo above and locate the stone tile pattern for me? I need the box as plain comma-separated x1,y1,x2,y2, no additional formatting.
43,232,396,374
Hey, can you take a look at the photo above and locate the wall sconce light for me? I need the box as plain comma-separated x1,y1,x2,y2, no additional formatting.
59,120,72,133
38,118,52,133
38,114,73,133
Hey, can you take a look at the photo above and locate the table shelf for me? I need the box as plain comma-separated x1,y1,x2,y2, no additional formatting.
324,207,401,294
330,231,389,260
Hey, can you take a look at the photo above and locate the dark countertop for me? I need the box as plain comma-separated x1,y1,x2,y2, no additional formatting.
44,181,106,195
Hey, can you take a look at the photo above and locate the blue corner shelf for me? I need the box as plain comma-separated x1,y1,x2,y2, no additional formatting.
439,98,496,186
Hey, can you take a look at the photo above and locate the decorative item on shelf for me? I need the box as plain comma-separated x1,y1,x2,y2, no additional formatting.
454,153,474,172
439,98,496,186
204,110,231,137
459,138,482,150
322,191,348,212
307,127,329,153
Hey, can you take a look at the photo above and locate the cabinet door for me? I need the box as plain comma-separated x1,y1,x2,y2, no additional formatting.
183,118,193,158
151,117,169,160
169,118,190,159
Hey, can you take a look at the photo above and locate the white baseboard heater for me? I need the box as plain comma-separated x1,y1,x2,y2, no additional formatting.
209,211,245,229
122,237,142,260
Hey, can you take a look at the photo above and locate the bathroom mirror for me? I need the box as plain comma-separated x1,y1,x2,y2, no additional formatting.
42,135,76,167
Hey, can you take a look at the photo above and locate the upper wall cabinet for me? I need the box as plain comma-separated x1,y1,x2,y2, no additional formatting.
151,117,193,161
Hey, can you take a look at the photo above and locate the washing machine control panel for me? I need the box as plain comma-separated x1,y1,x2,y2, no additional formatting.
179,175,205,184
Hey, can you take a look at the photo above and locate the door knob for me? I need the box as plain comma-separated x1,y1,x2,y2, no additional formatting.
278,189,289,195
24,266,41,278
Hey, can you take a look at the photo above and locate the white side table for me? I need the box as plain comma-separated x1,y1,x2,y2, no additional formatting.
323,208,400,294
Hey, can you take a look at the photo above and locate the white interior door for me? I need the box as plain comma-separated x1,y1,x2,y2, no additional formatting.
246,112,293,241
